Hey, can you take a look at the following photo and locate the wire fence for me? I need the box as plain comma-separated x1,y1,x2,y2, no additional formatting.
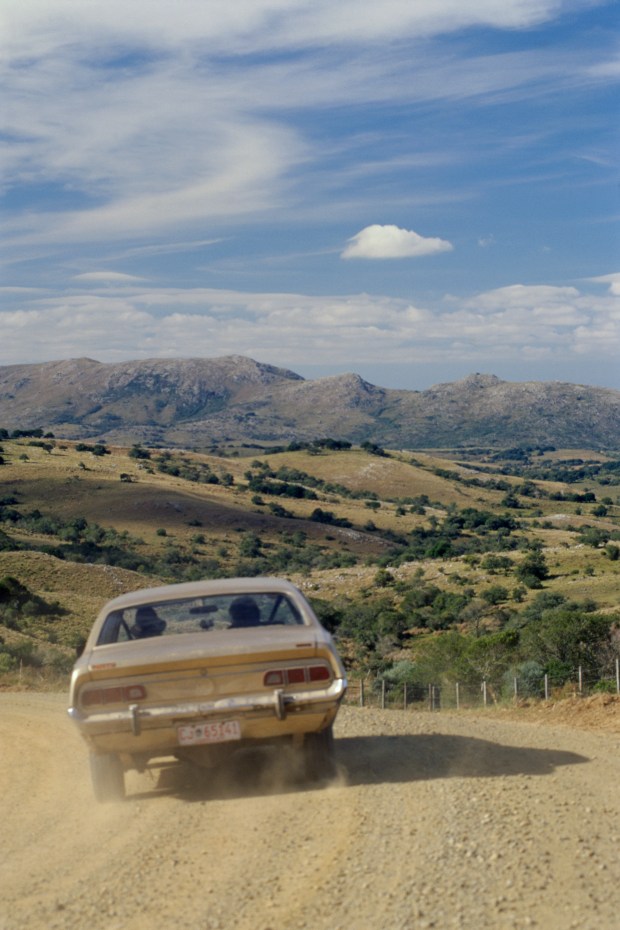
344,658,620,711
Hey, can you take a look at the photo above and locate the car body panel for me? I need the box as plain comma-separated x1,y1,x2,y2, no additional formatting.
68,577,347,774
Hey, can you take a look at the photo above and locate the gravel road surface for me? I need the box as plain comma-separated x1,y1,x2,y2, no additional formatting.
0,693,618,930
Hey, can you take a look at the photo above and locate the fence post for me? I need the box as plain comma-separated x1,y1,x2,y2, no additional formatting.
578,666,583,694
455,681,460,711
482,680,487,707
544,674,549,700
360,679,365,707
428,683,433,711
404,682,408,711
381,679,386,710
514,676,518,701
616,658,619,695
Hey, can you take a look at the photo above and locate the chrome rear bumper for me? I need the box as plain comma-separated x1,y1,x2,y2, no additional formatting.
68,676,347,736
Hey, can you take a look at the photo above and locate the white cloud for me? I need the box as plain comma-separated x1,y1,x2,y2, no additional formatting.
0,0,616,398
1,106,303,246
2,276,618,373
341,225,453,260
73,272,146,283
1,0,611,256
0,1,578,56
463,283,582,312
588,272,620,297
0,286,44,294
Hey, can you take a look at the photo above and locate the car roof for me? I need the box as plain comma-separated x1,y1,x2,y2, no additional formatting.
99,577,304,613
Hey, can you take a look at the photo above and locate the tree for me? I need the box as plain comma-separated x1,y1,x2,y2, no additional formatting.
481,584,509,606
128,445,151,460
407,631,468,686
238,532,262,558
520,604,614,684
605,544,620,561
516,551,549,588
481,554,514,574
458,630,520,698
579,526,610,548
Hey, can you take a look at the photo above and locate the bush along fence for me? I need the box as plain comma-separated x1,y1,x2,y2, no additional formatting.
344,658,620,711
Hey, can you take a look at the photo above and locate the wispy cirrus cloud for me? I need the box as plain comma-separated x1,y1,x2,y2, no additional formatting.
1,0,616,254
0,1,584,55
1,0,618,390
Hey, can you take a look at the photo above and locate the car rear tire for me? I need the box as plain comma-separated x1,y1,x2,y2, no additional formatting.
303,725,336,781
89,752,125,802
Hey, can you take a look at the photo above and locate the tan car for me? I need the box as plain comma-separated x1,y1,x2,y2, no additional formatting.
68,577,347,801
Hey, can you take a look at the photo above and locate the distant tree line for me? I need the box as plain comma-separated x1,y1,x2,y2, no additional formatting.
154,450,234,486
0,428,55,440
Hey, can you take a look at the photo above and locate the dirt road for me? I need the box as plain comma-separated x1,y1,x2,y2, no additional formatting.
0,693,618,930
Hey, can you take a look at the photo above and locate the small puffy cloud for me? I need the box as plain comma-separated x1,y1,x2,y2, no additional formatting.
341,224,453,260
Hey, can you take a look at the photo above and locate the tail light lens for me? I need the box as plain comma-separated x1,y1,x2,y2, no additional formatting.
82,684,147,707
309,665,330,682
263,664,331,687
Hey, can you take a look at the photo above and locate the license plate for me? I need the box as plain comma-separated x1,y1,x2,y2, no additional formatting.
177,720,241,746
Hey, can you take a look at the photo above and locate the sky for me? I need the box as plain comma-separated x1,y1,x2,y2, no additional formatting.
1,0,619,390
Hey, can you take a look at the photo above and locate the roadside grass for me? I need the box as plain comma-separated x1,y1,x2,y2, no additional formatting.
0,664,71,692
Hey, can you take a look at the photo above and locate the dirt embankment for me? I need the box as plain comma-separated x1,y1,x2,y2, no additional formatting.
0,693,618,930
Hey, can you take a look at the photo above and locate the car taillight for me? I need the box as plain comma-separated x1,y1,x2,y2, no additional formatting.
82,684,147,706
263,665,331,687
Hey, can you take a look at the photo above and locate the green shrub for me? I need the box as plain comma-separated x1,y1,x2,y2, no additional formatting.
592,679,617,694
0,653,16,673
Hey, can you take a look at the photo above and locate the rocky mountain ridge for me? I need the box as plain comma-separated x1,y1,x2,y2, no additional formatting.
1,356,619,450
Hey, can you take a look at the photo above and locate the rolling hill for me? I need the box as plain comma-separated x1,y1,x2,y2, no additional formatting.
0,434,619,689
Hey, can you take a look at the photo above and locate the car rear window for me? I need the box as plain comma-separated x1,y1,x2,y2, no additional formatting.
96,591,305,645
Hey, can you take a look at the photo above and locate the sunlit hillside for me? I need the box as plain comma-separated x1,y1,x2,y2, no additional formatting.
1,435,619,692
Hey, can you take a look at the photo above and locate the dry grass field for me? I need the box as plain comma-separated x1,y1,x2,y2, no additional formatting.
1,436,619,686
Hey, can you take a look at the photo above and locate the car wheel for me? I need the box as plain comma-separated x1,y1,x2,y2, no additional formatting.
89,752,125,802
303,725,336,781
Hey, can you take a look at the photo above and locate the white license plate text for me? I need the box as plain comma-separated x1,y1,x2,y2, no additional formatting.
178,720,241,746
